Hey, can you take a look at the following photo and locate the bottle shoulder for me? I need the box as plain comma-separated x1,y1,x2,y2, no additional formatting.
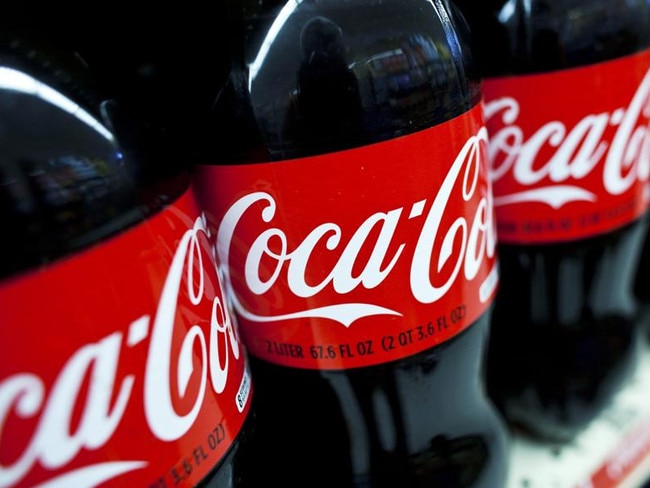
455,0,650,76
0,28,188,279
211,0,483,161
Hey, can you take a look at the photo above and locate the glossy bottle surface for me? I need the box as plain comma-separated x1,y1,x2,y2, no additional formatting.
196,1,509,487
0,20,256,488
455,0,650,441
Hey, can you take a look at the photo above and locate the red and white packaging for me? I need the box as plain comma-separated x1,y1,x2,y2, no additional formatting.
0,188,252,488
484,49,650,244
195,104,499,370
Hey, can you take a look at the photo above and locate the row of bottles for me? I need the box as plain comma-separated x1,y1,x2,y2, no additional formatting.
1,1,649,487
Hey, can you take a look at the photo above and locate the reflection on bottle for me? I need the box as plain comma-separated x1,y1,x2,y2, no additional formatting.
0,65,138,277
360,32,468,135
285,16,365,154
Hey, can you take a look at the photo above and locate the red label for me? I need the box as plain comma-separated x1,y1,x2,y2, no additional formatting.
194,104,499,370
0,188,253,488
484,49,650,243
580,419,650,488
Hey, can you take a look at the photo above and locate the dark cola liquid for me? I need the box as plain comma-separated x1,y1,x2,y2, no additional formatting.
455,0,650,441
248,320,506,488
205,1,509,486
0,19,257,488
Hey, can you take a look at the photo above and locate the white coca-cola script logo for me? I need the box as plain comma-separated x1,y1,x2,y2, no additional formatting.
0,215,243,488
216,128,497,328
485,68,650,208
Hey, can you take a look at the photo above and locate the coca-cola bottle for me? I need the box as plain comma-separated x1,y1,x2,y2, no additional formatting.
0,19,256,488
455,0,650,441
192,0,509,487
